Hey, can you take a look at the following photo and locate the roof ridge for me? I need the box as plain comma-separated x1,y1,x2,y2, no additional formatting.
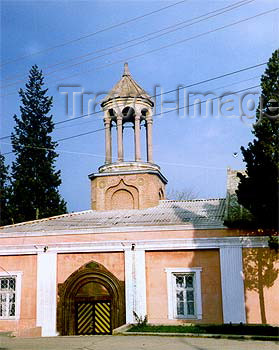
127,74,149,97
161,198,226,203
122,62,131,76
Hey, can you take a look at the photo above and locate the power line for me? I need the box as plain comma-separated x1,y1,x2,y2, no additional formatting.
0,61,266,141
0,7,273,98
50,74,261,132
55,116,101,131
0,144,229,171
38,0,255,70
55,110,102,126
1,0,254,85
56,127,106,142
158,160,227,170
0,127,107,155
153,84,261,117
1,84,260,157
0,109,104,141
49,74,262,130
0,0,188,68
153,63,265,98
0,135,11,140
213,75,260,92
25,8,279,89
1,146,104,159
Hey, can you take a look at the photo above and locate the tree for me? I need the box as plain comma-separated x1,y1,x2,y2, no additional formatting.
0,153,11,226
10,65,67,223
166,187,198,200
243,247,278,324
236,49,279,230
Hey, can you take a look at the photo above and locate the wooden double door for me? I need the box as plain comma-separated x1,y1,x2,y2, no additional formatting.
75,301,112,335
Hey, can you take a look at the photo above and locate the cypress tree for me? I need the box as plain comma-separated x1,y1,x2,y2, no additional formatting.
11,65,67,223
236,50,279,230
0,153,11,226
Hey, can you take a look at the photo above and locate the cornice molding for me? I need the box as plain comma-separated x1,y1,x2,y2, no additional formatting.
0,236,269,256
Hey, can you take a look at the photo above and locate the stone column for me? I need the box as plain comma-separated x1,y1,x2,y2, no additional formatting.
117,115,123,162
104,117,112,164
36,251,57,336
134,249,147,319
124,249,134,323
146,117,153,163
220,247,246,323
134,114,141,162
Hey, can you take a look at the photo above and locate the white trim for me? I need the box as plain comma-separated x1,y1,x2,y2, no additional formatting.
165,268,202,273
165,268,202,320
0,237,269,256
0,271,22,320
220,247,246,323
36,252,57,336
124,249,134,323
134,250,147,319
166,268,173,320
0,224,226,238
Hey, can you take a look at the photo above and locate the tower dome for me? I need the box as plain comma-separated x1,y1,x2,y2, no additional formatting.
101,63,153,107
88,63,167,211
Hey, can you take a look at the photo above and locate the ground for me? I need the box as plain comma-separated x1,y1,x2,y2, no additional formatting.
0,335,278,350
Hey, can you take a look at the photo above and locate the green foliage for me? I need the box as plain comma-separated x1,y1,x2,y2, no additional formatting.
10,65,67,223
0,153,12,226
133,311,148,326
243,246,278,323
128,323,279,336
236,50,279,230
268,236,279,251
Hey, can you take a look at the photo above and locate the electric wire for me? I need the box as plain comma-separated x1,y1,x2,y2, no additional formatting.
38,8,278,88
0,84,260,157
0,0,188,68
52,75,261,131
1,0,254,85
1,6,274,94
0,61,266,141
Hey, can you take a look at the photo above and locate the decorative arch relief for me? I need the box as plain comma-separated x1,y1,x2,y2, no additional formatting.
105,179,139,210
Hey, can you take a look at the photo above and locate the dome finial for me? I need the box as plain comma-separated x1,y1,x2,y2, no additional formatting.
123,62,130,76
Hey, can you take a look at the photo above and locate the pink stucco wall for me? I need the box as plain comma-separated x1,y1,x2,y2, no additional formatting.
145,249,223,324
0,233,278,337
0,255,37,333
243,247,279,324
57,252,125,284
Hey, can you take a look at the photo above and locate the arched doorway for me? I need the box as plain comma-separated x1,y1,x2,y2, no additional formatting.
57,261,125,335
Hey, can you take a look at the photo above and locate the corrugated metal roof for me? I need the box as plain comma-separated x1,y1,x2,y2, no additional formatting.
0,199,226,233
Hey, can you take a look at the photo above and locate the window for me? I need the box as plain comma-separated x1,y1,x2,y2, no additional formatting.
0,272,21,320
174,273,195,317
165,268,202,320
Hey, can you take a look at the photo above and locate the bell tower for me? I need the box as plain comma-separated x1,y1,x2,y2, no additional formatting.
89,63,167,210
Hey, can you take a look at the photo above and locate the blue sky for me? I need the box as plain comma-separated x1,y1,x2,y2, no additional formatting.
0,0,278,212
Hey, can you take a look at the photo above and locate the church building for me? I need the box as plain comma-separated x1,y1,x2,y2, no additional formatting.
0,64,278,337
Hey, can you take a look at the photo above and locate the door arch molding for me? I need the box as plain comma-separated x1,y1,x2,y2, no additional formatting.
57,260,125,335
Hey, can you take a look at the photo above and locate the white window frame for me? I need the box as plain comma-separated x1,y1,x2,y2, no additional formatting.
0,271,22,320
165,267,202,320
